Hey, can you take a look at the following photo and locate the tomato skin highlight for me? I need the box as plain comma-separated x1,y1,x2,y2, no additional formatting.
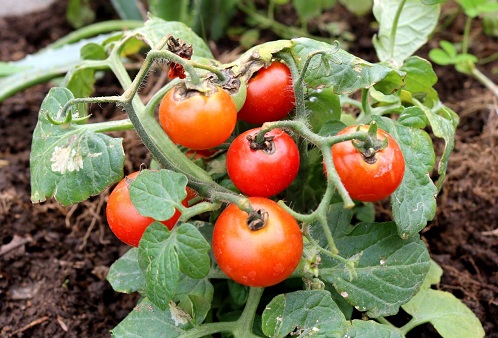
237,62,295,125
331,125,405,202
212,197,303,287
106,172,193,247
159,86,237,150
226,128,300,197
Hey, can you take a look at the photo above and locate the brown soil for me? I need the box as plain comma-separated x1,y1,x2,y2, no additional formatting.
1,2,497,337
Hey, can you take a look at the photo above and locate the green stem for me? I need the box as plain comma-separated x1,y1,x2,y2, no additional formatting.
360,88,372,118
44,20,144,50
86,119,134,133
376,316,395,327
389,0,408,62
400,318,426,335
471,67,498,98
233,287,265,337
180,287,264,338
462,16,472,55
321,144,354,209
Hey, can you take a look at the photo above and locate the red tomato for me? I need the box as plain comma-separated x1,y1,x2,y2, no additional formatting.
226,128,300,197
331,125,405,202
212,197,303,287
106,172,195,247
159,85,237,150
237,62,295,125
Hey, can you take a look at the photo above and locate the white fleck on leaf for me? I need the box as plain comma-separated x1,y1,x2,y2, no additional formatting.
50,145,83,174
169,302,190,327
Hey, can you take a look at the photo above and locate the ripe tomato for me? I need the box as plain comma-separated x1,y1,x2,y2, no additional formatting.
106,172,196,247
330,125,405,202
159,85,237,150
237,62,295,125
226,128,300,197
212,197,303,287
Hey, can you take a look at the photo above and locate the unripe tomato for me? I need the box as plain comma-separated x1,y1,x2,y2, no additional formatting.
226,128,300,197
237,62,295,125
159,85,237,150
330,125,405,202
212,197,303,287
106,172,196,247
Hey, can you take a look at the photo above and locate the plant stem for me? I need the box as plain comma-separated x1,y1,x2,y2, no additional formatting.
44,20,144,50
179,287,264,338
462,16,472,55
471,67,498,98
389,0,408,63
400,318,426,335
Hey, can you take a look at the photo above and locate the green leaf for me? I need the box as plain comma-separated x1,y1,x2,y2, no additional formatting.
129,15,213,59
67,0,96,29
110,0,144,20
30,88,125,205
175,274,214,324
339,0,373,16
345,320,404,337
293,0,336,20
402,289,485,338
107,248,146,293
0,34,111,103
138,222,210,310
421,0,447,4
398,106,428,129
307,87,341,133
421,259,443,289
262,290,347,337
111,297,190,337
191,0,241,41
129,169,188,221
428,48,454,66
320,204,431,318
372,0,440,67
400,56,438,105
291,38,403,94
371,116,437,237
149,0,190,23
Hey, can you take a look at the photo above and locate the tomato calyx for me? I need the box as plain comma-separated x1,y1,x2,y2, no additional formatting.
351,123,389,164
171,82,219,101
246,133,275,154
246,208,269,231
166,36,192,80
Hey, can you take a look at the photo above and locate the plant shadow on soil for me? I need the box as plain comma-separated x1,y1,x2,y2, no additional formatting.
0,1,496,337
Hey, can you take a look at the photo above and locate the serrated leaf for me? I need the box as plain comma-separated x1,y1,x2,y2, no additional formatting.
175,224,211,278
400,56,438,106
262,290,347,337
30,87,125,206
345,320,405,337
320,204,431,318
138,222,210,310
107,248,146,293
291,38,403,94
129,169,188,221
111,297,190,337
128,15,213,58
371,116,437,237
373,0,440,67
402,289,485,338
175,275,214,324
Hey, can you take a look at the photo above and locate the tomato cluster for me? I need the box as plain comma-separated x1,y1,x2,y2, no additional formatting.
107,58,406,288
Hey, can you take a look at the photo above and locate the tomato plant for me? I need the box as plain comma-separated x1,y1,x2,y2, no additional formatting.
330,125,405,202
28,5,485,337
159,84,237,150
237,61,295,124
106,171,195,247
212,197,303,287
226,127,300,197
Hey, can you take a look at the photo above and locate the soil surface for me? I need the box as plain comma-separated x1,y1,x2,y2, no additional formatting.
1,1,497,337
